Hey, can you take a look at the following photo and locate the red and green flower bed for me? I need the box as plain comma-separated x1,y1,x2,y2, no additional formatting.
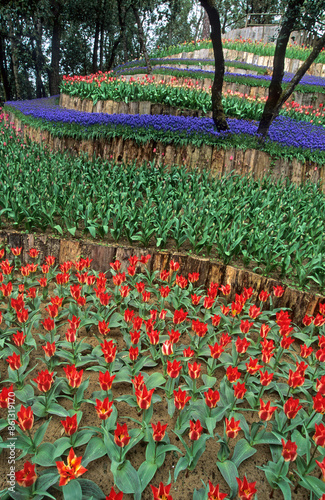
1,248,325,499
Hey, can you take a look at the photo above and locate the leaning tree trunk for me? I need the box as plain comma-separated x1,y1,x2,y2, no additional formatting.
271,33,325,122
257,0,305,138
131,5,151,73
199,0,228,131
32,17,46,98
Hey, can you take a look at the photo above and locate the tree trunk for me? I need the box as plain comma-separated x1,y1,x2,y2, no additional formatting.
99,11,105,71
199,0,229,131
117,0,128,64
47,0,63,96
271,33,325,122
92,19,100,73
201,8,210,39
257,0,305,138
32,17,46,98
131,5,151,73
8,17,21,99
0,34,11,101
107,36,121,71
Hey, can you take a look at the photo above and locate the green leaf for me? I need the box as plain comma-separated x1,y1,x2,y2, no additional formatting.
47,402,69,417
156,444,182,457
63,479,82,500
174,456,189,481
278,479,292,500
217,460,238,498
35,472,59,494
111,459,142,496
32,443,56,466
14,385,34,405
82,437,106,467
77,479,106,500
33,418,52,448
299,476,325,497
146,372,166,389
231,439,257,468
138,461,157,491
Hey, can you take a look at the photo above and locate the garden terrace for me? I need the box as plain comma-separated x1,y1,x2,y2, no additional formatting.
152,39,325,76
1,245,325,499
0,113,325,297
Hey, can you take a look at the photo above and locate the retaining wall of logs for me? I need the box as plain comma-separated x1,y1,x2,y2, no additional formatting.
6,110,324,190
167,47,325,78
0,229,323,327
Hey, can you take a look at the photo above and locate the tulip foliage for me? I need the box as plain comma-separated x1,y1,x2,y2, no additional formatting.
0,250,325,499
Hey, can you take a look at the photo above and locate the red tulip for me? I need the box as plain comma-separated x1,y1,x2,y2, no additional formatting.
61,414,78,435
16,461,37,487
225,417,241,439
114,422,130,447
173,387,191,410
135,385,155,410
236,476,257,500
151,482,172,500
99,371,116,391
33,369,54,392
259,400,277,421
207,481,227,500
95,398,113,420
281,439,298,461
152,421,168,442
6,352,21,370
56,448,87,486
15,405,34,431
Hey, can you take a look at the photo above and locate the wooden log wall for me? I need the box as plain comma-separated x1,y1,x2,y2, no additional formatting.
6,111,324,190
0,229,323,326
166,47,325,78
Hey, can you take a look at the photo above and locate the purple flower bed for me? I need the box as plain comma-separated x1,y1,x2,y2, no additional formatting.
5,97,325,153
116,65,325,88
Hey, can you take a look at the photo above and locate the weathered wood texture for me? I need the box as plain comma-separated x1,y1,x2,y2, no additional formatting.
166,47,325,78
0,229,323,326
6,112,324,191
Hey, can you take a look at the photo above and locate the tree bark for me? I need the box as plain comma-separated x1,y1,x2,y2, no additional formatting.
0,34,11,101
257,0,305,138
99,1,106,72
107,36,121,71
8,17,21,99
199,0,229,131
131,4,152,73
271,33,325,122
48,0,62,96
92,18,100,73
32,16,46,98
201,8,210,39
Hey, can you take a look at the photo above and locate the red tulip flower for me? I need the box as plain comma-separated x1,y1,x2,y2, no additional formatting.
152,421,168,442
167,359,182,378
188,362,201,379
225,417,241,439
207,481,227,500
100,339,117,364
16,461,37,487
56,448,87,486
226,366,241,383
204,388,220,408
0,384,14,408
259,400,277,421
316,456,325,481
95,398,113,420
209,342,224,359
235,337,250,354
13,331,26,347
173,387,191,410
283,397,302,419
15,405,34,431
259,370,274,387
314,423,325,446
33,369,54,392
273,285,284,297
281,439,298,461
189,419,203,440
234,381,247,399
105,487,124,499
129,346,139,361
151,482,173,500
11,247,22,256
61,414,78,435
99,371,116,391
41,317,55,331
114,422,130,448
98,320,110,336
135,385,155,410
236,475,257,500
6,352,21,370
63,365,83,388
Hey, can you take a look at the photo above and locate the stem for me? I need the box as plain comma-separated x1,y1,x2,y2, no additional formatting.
255,385,265,408
304,410,316,430
305,445,318,472
27,429,36,452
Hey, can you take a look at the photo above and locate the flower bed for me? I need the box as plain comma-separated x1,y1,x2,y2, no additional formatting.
4,99,325,165
1,250,325,499
151,38,325,66
59,75,325,126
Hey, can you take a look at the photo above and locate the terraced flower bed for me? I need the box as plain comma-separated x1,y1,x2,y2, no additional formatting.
1,250,325,499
